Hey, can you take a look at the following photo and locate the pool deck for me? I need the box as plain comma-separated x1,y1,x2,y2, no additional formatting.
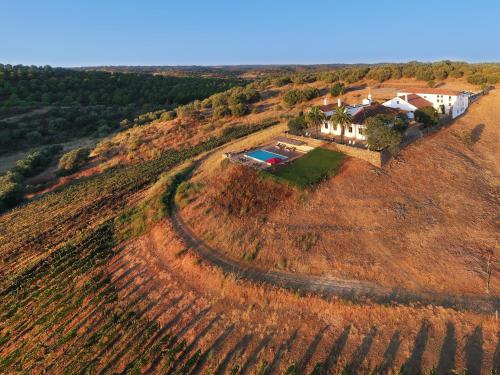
225,142,305,170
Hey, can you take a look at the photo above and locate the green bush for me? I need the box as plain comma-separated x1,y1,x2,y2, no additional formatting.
273,76,292,87
213,105,231,118
414,106,439,127
160,110,177,121
230,103,249,117
282,87,320,106
287,115,307,133
12,145,63,177
0,174,24,211
330,82,345,97
365,115,403,153
58,148,90,175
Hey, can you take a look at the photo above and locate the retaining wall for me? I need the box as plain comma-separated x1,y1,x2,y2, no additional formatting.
333,143,390,168
285,133,389,168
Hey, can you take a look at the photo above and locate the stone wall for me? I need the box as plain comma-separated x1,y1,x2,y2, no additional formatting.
282,133,327,148
284,133,389,168
333,143,390,168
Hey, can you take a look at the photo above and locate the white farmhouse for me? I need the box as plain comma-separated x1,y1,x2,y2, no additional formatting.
319,96,403,142
382,94,433,119
384,88,469,119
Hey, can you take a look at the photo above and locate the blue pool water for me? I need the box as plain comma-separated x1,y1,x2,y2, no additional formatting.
245,149,287,162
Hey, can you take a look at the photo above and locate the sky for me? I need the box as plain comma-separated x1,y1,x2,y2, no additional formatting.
1,0,500,67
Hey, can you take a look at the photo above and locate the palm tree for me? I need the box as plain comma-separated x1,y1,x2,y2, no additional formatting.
331,105,353,143
306,106,326,136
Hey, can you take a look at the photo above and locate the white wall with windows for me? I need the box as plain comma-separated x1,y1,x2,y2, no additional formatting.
321,121,367,140
382,97,416,119
396,91,469,118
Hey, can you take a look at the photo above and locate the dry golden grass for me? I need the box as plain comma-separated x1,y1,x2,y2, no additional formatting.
180,88,499,297
118,217,500,373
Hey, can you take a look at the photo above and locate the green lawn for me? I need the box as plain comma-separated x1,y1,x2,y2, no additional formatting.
272,147,346,188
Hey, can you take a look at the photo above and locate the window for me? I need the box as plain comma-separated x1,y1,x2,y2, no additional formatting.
358,127,364,135
396,100,400,104
348,126,353,133
324,123,328,129
449,96,452,100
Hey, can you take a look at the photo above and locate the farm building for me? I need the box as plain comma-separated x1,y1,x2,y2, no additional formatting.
319,95,403,142
384,88,470,119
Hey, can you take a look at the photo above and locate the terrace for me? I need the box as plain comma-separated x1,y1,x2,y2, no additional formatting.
296,129,369,149
224,137,308,170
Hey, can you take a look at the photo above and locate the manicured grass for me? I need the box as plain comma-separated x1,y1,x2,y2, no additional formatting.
271,147,345,188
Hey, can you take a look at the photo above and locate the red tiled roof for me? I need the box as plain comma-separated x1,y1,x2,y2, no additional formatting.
352,104,403,125
319,103,339,112
398,93,433,109
399,87,460,96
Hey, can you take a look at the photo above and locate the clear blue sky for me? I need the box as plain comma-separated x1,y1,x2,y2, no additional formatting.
2,0,499,66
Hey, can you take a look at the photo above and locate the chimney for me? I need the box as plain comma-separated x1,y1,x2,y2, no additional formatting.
337,98,342,106
323,97,328,106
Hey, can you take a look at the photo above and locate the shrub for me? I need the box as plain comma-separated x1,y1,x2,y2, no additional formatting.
230,103,249,117
283,90,302,106
176,102,201,119
330,82,345,97
282,87,320,106
456,129,474,148
287,115,307,133
365,115,403,154
58,147,90,175
213,105,231,118
12,145,63,177
480,84,493,95
292,233,320,252
302,87,320,100
160,110,176,121
393,113,409,132
414,106,439,127
273,76,292,87
0,174,24,211
366,66,392,82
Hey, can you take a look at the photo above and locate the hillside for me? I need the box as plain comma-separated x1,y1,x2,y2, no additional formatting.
179,88,499,296
0,67,499,373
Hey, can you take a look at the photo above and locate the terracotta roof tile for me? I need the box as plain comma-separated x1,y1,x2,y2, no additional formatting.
398,94,433,109
319,103,339,112
352,104,403,125
399,87,460,96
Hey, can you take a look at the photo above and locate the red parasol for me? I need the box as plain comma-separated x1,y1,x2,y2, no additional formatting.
266,157,282,165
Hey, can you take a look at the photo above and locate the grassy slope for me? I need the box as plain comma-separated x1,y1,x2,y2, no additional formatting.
272,147,345,188
179,88,499,295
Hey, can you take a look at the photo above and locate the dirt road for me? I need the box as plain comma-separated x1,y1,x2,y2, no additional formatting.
170,200,499,313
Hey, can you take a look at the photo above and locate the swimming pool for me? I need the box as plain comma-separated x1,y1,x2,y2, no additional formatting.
245,149,287,163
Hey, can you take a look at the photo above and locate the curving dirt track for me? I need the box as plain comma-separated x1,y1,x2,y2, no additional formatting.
170,195,499,314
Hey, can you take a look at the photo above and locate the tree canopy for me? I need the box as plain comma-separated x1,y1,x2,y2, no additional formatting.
414,107,439,127
365,114,403,153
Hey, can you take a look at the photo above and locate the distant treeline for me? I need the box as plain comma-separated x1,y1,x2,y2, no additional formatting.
0,64,245,113
257,61,500,86
0,64,245,154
